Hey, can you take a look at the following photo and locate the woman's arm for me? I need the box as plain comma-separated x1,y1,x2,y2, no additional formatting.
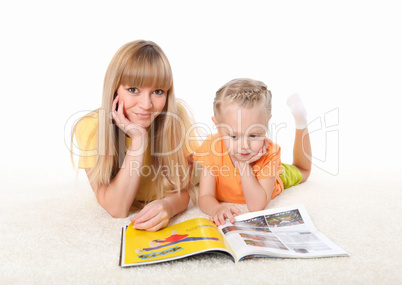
130,190,190,231
131,156,194,231
86,135,147,218
85,97,149,218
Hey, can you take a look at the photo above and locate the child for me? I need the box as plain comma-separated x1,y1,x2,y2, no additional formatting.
193,78,311,226
71,40,199,231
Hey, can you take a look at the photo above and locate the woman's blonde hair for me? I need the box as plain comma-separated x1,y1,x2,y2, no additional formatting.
213,78,272,120
71,40,195,202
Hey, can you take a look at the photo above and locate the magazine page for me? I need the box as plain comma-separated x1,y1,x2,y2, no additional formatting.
120,217,233,267
219,204,349,260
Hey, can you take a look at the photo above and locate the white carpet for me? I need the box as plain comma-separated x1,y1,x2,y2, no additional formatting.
1,162,401,284
1,0,401,283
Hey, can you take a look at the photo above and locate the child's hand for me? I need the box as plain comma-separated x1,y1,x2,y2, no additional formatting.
246,139,267,164
233,140,268,169
130,199,171,232
111,95,148,140
210,205,241,226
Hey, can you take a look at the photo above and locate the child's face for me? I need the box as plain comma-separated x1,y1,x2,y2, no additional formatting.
214,103,269,162
116,85,167,128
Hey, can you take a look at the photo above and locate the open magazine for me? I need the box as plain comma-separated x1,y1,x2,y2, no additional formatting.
120,204,349,267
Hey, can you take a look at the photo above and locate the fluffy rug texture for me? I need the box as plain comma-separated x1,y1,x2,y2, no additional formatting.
1,163,401,284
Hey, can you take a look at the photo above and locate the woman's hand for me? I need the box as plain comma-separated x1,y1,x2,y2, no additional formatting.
130,199,172,232
112,95,148,141
209,204,241,226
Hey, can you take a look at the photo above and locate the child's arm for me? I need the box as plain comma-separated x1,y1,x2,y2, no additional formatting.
233,139,275,212
235,161,275,212
198,167,241,226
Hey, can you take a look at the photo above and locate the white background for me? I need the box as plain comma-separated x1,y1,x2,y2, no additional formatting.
0,0,401,179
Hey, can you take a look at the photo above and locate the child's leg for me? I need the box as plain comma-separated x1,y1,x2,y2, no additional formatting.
292,129,311,183
287,93,312,183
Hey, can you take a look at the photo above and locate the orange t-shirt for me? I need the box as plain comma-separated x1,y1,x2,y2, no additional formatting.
193,134,284,203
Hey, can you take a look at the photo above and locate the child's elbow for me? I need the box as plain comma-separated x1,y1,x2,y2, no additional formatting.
247,205,266,212
247,199,270,212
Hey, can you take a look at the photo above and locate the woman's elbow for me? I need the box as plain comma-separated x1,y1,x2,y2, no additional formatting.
107,208,129,218
101,201,130,218
96,189,129,218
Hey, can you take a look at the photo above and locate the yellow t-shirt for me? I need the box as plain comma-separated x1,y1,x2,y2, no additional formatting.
74,104,199,202
193,133,284,203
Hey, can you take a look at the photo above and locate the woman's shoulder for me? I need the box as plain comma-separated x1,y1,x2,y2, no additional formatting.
76,113,97,126
175,99,193,121
75,112,99,149
175,98,188,111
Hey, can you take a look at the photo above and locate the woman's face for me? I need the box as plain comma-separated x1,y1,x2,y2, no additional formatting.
116,85,167,128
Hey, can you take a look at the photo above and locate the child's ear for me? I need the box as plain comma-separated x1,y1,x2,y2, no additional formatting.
212,116,218,125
